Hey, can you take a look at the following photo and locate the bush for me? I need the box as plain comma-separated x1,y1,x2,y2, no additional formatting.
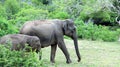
0,17,18,37
14,8,48,27
75,19,119,42
0,4,6,19
48,11,70,19
51,0,81,19
79,0,117,26
4,0,20,19
0,45,47,67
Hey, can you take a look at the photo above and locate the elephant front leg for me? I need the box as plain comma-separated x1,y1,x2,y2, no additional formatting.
39,51,42,60
36,50,42,60
50,45,57,63
58,40,72,64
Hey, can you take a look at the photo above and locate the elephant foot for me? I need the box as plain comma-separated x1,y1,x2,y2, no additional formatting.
78,57,81,62
50,60,55,63
50,61,55,65
66,59,72,64
39,56,42,60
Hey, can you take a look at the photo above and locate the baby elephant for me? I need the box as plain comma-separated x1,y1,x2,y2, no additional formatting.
0,34,41,53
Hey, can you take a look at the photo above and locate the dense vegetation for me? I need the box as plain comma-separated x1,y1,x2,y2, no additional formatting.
0,0,120,41
0,45,46,67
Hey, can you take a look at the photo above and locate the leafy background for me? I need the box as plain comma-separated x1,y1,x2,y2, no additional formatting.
0,0,120,41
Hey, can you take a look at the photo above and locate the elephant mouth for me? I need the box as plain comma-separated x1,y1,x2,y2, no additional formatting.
66,31,73,37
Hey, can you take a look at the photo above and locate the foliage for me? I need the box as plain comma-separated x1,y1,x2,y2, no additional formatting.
75,19,119,41
32,0,52,5
14,8,48,27
52,0,82,19
0,4,6,19
48,11,70,19
0,45,47,67
0,17,18,37
79,0,117,25
4,0,20,20
0,0,120,42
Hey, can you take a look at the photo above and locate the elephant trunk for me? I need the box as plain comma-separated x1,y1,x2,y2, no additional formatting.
72,32,81,62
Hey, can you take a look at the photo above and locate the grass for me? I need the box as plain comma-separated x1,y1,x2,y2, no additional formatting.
41,39,120,67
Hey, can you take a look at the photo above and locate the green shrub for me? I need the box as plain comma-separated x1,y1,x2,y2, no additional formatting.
0,45,47,67
4,0,20,19
79,0,117,25
51,0,81,19
100,30,118,41
116,29,120,34
0,17,18,36
32,0,43,5
14,8,48,27
48,11,70,19
0,4,6,19
75,19,119,42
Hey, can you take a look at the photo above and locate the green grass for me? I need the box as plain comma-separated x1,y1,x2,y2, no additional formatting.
41,39,120,67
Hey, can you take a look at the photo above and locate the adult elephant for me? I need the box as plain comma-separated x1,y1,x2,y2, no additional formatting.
20,19,81,64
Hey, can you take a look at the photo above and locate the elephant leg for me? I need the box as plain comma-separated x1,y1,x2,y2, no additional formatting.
50,45,57,63
36,50,42,60
58,40,72,64
39,51,42,60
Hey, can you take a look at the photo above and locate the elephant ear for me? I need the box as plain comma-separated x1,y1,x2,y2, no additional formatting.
62,20,68,33
63,19,74,29
66,19,74,23
62,19,72,32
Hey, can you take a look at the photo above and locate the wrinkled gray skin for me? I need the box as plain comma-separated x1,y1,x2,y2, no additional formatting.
0,34,41,53
20,19,81,64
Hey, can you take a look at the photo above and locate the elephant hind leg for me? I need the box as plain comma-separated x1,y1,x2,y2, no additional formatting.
50,45,57,63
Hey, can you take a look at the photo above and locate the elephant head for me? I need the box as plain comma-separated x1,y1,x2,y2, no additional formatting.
62,19,81,62
27,36,41,52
